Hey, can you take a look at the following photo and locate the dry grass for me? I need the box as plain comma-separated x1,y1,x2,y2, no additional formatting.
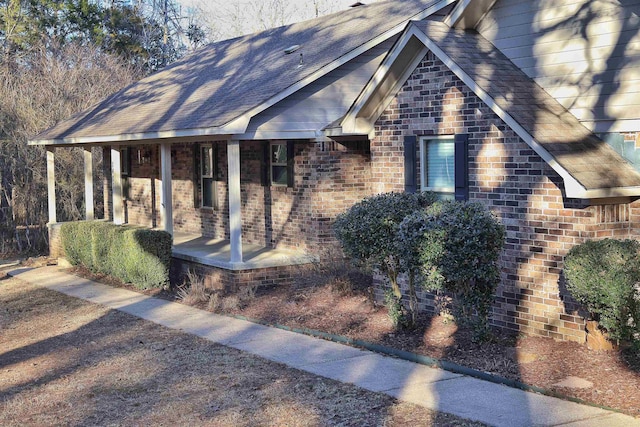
177,269,210,305
0,273,484,427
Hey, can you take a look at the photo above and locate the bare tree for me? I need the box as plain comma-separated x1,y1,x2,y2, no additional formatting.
0,41,139,253
191,0,352,40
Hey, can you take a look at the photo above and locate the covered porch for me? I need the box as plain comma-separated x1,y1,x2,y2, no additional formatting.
169,231,316,291
44,140,258,265
172,231,317,271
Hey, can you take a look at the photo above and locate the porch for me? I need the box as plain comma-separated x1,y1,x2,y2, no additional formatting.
170,232,316,291
171,231,317,271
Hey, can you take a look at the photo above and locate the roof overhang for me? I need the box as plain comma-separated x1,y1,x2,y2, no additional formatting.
28,117,251,147
338,23,640,200
30,0,458,147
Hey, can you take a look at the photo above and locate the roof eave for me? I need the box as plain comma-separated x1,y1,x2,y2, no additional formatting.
28,116,251,146
571,186,640,200
31,0,459,147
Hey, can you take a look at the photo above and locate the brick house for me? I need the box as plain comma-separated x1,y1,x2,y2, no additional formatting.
33,0,640,342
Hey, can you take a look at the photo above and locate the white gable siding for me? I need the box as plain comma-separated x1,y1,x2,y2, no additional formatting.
477,0,640,132
244,38,396,137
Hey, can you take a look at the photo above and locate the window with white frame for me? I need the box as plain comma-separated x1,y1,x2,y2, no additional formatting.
201,144,217,208
420,136,455,199
121,146,131,199
270,142,288,186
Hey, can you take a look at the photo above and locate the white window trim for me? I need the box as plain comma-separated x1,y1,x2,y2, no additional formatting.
420,135,455,194
200,144,217,209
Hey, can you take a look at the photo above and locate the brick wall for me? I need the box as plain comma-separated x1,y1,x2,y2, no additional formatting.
47,222,64,258
124,140,371,255
370,51,640,342
170,257,301,293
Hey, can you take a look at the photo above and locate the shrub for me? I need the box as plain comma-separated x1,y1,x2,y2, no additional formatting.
399,200,505,341
61,221,172,289
564,239,640,344
333,191,437,327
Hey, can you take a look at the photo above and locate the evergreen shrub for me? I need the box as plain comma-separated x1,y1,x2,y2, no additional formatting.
564,239,640,344
399,200,505,340
333,191,437,327
61,221,172,289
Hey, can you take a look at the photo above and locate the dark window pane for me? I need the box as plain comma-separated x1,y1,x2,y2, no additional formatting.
271,166,288,185
202,177,215,207
121,147,130,176
201,146,213,177
271,144,287,164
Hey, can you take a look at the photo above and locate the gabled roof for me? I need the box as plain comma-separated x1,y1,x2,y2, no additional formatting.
31,0,454,146
339,20,640,199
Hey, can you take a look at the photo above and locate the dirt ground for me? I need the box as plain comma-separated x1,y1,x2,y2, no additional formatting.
0,271,484,427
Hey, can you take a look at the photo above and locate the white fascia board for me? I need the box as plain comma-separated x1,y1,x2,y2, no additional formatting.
235,0,459,133
231,129,319,140
342,26,429,134
444,0,498,29
28,116,250,147
443,0,472,27
580,186,640,199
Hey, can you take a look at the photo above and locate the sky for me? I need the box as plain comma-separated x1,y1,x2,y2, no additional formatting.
181,0,379,40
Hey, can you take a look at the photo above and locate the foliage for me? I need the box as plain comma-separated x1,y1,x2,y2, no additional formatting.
399,200,505,340
0,0,208,72
61,221,172,289
564,239,640,344
333,191,437,327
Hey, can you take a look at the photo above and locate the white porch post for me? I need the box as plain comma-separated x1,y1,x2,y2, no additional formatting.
160,143,173,236
83,147,94,220
111,147,125,225
227,139,243,263
46,147,56,224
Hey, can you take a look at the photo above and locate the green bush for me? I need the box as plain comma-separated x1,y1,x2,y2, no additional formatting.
399,200,505,341
61,221,172,289
564,239,640,344
333,191,437,327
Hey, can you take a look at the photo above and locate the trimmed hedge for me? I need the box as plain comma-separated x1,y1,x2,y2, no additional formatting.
564,238,640,344
61,221,172,289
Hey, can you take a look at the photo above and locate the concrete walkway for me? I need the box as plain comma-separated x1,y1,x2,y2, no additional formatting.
7,266,640,427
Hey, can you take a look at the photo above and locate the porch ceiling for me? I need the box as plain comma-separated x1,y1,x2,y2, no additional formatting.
172,232,317,271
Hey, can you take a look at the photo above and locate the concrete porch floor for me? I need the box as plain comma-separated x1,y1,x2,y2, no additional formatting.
171,232,317,271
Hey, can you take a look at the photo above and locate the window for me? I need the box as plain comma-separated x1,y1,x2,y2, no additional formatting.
121,147,131,199
121,147,131,177
421,137,455,200
261,141,294,188
270,142,289,186
201,144,218,209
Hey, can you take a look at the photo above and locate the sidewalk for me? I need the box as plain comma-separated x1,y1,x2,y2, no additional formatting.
7,266,640,427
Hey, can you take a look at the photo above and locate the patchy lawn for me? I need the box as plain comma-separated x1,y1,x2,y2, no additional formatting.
0,273,484,427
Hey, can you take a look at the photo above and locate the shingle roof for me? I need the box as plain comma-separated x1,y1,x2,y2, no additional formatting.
32,0,443,145
414,21,640,192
